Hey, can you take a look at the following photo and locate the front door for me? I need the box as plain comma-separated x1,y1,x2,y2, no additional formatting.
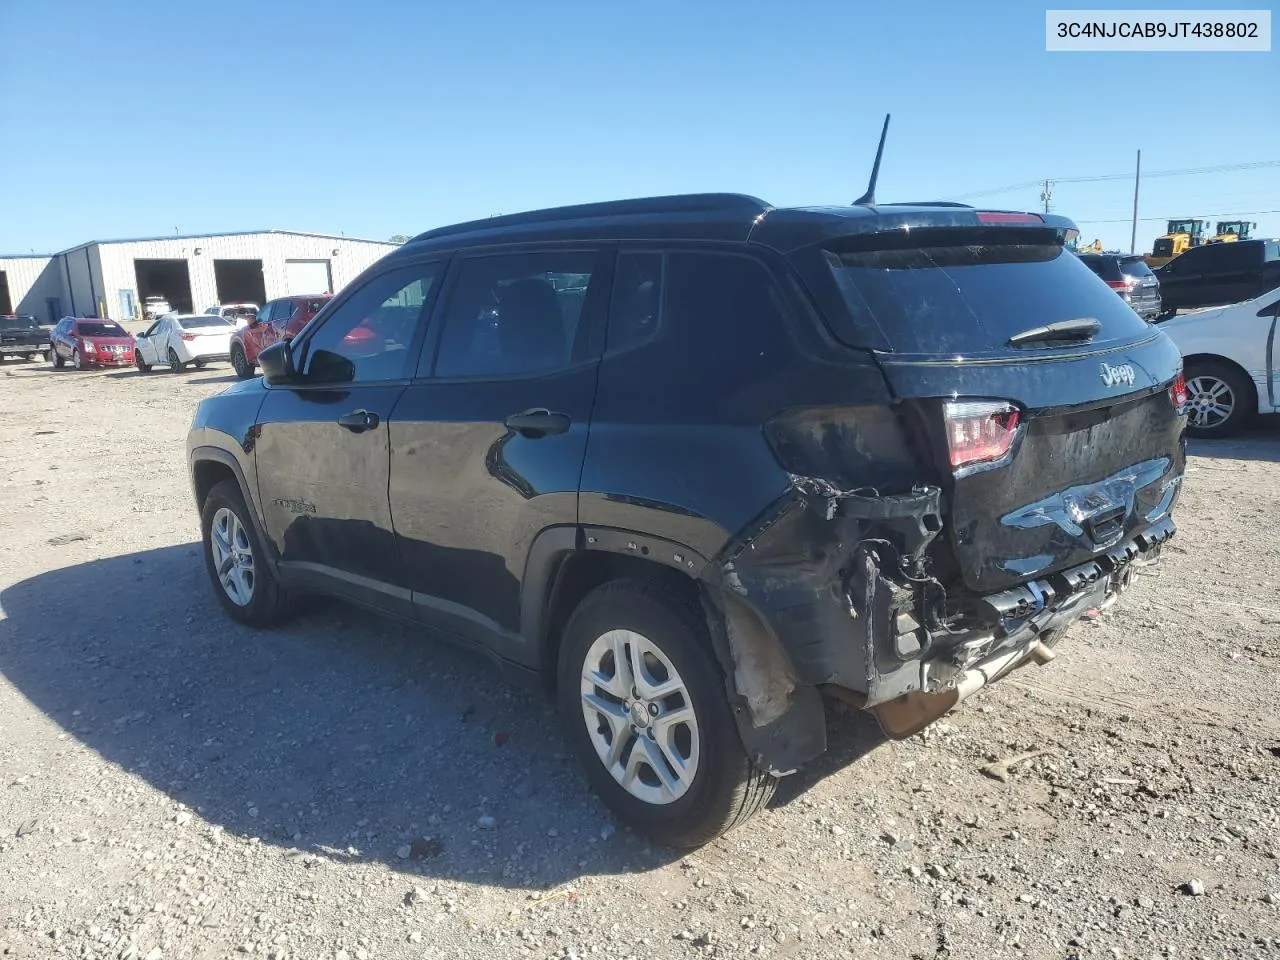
254,261,444,613
388,247,608,657
135,319,164,365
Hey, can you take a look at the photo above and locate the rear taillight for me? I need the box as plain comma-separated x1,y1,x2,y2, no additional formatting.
1169,370,1189,409
181,332,198,341
1104,279,1129,291
943,400,1022,470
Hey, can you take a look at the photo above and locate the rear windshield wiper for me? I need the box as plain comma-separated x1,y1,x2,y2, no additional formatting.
1006,317,1102,347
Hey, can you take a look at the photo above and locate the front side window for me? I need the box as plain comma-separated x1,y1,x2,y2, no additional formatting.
298,263,441,384
431,250,598,378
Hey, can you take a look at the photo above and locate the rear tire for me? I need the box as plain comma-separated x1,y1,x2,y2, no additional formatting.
1184,359,1253,439
168,348,183,373
231,343,253,380
194,358,208,370
200,479,295,627
558,579,775,849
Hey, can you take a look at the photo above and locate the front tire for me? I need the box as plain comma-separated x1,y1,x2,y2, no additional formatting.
231,343,253,380
72,349,82,370
52,348,64,368
135,350,151,373
1185,359,1253,438
200,479,295,627
558,579,775,849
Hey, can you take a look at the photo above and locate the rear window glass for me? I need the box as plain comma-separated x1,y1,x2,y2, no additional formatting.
821,234,1153,357
4,315,38,329
178,315,233,328
76,321,127,337
1119,257,1154,279
1078,255,1121,281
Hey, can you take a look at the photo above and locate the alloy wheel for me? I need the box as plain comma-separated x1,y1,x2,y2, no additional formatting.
209,506,255,606
1186,374,1235,430
579,629,700,805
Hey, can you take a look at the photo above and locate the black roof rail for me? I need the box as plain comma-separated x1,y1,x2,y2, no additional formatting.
409,193,772,243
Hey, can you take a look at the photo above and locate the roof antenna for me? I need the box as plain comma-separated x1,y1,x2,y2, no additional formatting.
853,113,891,206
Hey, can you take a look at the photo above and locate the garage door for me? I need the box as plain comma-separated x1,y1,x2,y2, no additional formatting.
284,259,332,295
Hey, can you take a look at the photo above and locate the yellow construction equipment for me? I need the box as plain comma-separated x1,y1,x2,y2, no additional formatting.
1206,220,1255,243
1143,219,1210,269
1076,238,1104,254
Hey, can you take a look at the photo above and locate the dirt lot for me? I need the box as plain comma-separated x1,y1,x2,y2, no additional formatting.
2,357,1278,960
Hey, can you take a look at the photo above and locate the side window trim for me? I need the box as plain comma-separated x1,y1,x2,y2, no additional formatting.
414,244,613,383
286,256,448,387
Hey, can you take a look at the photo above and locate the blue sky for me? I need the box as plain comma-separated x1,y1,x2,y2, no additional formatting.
2,0,1276,255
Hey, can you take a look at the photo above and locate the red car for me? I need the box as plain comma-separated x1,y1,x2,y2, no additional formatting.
50,317,136,369
230,294,331,380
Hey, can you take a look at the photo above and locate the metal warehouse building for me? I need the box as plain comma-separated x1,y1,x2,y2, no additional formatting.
0,230,399,323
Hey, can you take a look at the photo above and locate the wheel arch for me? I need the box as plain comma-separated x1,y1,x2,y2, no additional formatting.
189,445,280,577
1183,352,1261,414
522,525,826,776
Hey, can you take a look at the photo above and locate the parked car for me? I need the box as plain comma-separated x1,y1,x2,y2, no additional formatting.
1158,285,1280,437
1077,253,1162,321
188,194,1187,848
143,296,173,321
133,313,236,373
204,303,260,328
1155,238,1280,316
50,317,135,369
229,295,331,380
0,314,50,361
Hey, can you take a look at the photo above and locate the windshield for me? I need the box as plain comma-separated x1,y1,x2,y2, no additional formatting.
177,315,233,329
76,321,128,337
820,232,1152,357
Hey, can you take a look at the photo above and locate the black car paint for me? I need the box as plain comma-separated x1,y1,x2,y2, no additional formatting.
189,195,1185,778
1156,239,1280,312
0,315,47,357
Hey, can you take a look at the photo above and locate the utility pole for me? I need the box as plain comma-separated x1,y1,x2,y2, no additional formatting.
1040,179,1053,214
1130,149,1142,255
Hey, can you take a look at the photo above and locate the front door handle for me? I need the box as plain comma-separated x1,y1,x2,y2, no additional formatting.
338,409,379,432
504,408,571,438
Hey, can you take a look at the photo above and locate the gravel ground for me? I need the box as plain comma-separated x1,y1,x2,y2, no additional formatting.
1,357,1278,960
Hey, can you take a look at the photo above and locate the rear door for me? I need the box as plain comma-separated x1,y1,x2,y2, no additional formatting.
387,246,608,658
802,227,1186,595
254,261,444,612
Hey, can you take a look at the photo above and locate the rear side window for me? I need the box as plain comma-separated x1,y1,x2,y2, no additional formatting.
432,250,598,378
608,252,663,353
819,233,1153,357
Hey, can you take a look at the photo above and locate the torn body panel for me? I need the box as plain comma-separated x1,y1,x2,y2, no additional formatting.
698,461,1180,771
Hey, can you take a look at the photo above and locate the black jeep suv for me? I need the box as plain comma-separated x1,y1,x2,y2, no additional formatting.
188,194,1187,848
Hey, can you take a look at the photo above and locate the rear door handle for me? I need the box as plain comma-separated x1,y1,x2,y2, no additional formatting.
338,409,379,432
504,408,571,438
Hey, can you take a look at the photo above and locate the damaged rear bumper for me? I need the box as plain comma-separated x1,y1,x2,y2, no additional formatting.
700,482,1177,776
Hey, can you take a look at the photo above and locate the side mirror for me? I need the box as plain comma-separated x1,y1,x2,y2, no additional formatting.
307,348,355,384
259,341,297,385
248,315,261,328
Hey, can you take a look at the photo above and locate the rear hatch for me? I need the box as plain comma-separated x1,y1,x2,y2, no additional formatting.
1117,255,1161,317
795,218,1186,595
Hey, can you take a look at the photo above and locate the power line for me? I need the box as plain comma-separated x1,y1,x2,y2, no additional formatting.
947,160,1280,201
1074,208,1280,225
